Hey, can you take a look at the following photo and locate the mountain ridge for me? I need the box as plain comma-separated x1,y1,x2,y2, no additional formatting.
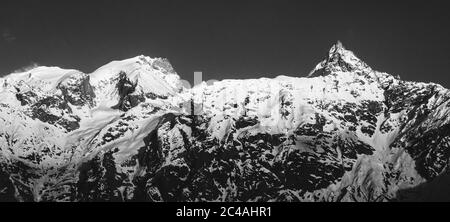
1,43,449,201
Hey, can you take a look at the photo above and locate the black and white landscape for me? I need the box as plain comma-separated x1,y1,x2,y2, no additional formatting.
1,42,450,201
1,0,450,202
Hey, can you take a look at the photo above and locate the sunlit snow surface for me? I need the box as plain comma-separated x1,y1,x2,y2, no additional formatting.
1,43,450,201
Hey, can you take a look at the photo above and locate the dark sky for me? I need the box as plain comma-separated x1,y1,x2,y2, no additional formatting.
1,0,450,87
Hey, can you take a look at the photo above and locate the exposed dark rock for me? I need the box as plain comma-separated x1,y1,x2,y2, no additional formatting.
58,73,96,107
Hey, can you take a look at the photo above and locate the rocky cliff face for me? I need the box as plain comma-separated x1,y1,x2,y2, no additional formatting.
0,43,449,202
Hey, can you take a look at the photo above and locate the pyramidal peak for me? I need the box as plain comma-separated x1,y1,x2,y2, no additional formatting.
329,40,345,54
308,41,371,77
327,41,364,66
328,41,351,60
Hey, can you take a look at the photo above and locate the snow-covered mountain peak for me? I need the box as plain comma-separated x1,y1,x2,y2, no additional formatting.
328,40,345,55
1,66,82,92
87,55,183,110
327,41,359,64
89,55,177,84
308,41,372,78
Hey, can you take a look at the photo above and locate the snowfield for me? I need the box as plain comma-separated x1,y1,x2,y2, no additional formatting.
0,42,449,202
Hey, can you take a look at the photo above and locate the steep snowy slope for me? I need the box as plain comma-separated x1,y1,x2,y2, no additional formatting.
89,55,182,110
0,42,449,202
